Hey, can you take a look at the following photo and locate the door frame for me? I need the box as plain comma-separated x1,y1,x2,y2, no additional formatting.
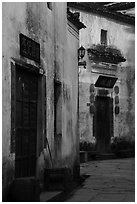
94,95,113,153
11,58,45,178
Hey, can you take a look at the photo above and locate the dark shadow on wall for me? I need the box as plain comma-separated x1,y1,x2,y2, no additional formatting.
124,25,135,34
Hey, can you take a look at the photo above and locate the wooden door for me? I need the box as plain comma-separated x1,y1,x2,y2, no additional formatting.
95,96,113,153
15,68,38,177
54,80,62,158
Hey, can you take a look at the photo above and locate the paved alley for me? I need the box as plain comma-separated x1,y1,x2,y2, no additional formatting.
65,158,135,202
2,3,135,201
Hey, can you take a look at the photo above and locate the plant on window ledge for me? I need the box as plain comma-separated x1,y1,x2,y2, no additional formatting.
87,44,126,64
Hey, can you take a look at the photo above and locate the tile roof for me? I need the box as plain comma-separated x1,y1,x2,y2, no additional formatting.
67,8,86,30
68,2,135,25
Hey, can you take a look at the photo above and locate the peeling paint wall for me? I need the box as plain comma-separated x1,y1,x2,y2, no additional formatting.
3,2,79,200
2,2,55,199
50,4,79,176
78,12,135,143
62,21,79,176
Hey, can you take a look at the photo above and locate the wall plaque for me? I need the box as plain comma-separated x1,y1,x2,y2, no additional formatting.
95,75,118,88
115,106,120,114
115,96,119,104
20,33,40,63
114,86,119,94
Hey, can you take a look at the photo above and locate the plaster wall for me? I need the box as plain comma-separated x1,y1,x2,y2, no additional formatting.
78,12,135,143
61,21,79,174
2,2,55,199
3,2,79,200
50,4,79,176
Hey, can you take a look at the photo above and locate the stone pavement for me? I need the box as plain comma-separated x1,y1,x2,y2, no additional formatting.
65,158,135,202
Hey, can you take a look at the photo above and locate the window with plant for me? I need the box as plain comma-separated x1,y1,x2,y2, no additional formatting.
87,44,126,64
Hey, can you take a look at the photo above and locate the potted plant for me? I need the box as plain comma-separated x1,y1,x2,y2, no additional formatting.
87,44,126,64
110,136,135,158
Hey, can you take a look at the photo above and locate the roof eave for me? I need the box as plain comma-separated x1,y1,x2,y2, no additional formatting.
68,2,135,26
67,9,86,30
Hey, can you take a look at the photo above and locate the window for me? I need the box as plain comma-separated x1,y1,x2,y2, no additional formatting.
101,29,107,45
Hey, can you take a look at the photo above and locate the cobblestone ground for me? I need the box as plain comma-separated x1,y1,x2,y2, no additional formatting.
66,158,135,202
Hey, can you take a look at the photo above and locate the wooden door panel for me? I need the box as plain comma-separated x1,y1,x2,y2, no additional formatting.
95,96,112,153
15,129,22,156
23,86,29,102
30,104,37,126
29,157,36,176
30,91,37,101
23,85,29,102
23,102,29,127
16,101,22,126
21,159,29,177
15,68,38,178
29,75,38,101
29,130,37,154
21,129,29,156
16,76,22,100
15,160,21,177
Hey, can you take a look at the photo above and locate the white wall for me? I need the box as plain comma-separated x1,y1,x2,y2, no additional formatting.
78,11,135,143
2,3,80,199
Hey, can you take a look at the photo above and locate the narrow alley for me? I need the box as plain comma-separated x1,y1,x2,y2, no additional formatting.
2,2,135,202
65,158,135,202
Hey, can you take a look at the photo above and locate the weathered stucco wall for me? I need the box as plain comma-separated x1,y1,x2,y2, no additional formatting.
78,12,135,143
53,4,79,174
47,3,79,176
2,2,55,198
62,21,79,175
79,80,93,143
3,2,79,199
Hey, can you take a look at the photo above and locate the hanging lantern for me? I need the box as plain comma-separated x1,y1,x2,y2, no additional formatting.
78,46,86,59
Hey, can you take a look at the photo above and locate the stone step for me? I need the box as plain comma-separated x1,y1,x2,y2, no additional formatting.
96,153,117,160
80,151,119,162
9,178,40,202
44,168,72,191
40,191,62,202
80,151,97,163
115,149,135,158
41,175,87,202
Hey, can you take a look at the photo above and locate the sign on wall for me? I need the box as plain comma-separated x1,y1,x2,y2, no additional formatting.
95,75,118,88
20,33,40,63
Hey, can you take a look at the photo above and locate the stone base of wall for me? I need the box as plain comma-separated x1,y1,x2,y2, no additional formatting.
80,151,97,163
115,149,135,158
9,178,40,202
44,168,73,191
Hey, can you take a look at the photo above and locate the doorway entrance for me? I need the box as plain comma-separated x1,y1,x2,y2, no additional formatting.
15,67,38,177
94,96,113,153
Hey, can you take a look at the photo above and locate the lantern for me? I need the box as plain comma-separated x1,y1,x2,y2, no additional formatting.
78,46,85,59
